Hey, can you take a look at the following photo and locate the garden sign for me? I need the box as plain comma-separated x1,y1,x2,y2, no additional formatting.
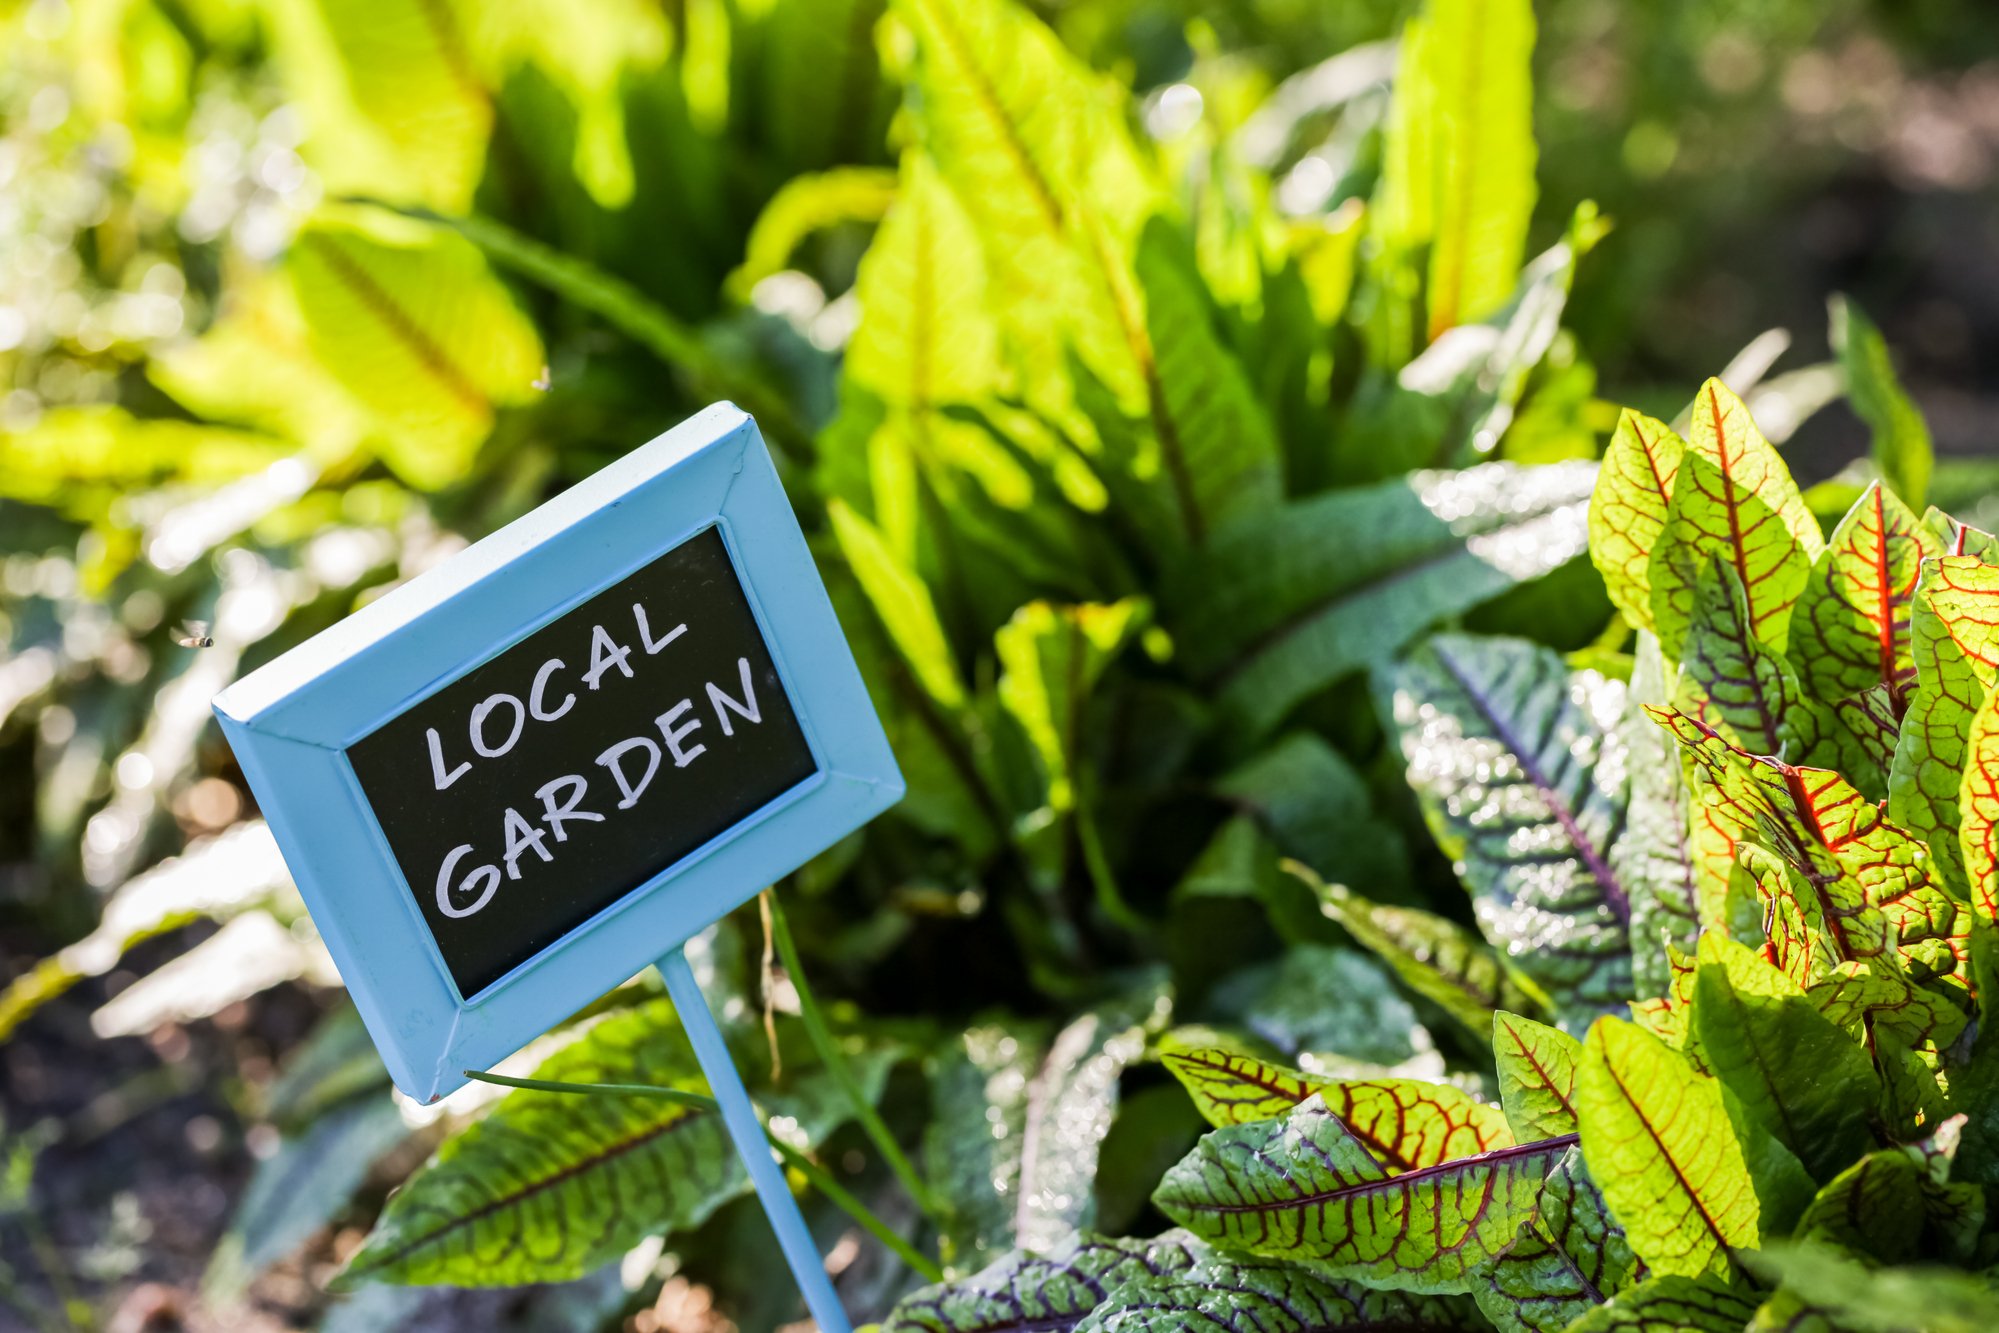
213,405,902,1331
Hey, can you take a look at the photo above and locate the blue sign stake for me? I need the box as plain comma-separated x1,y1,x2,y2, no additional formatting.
658,947,853,1333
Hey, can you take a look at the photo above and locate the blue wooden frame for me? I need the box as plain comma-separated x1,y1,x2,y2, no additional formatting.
214,404,903,1104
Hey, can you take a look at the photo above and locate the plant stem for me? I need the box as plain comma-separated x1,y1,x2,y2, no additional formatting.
462,1070,943,1282
762,893,938,1218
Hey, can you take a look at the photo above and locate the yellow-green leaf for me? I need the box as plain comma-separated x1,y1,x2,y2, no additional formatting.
1578,1016,1760,1279
1493,1012,1581,1140
1831,294,1933,508
827,500,966,710
1589,409,1684,632
1788,481,1939,709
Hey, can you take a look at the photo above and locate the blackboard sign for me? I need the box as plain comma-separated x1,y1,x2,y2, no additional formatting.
212,405,902,1104
346,527,819,996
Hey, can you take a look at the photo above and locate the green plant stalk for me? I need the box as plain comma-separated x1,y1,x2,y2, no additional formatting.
464,1070,943,1282
763,892,940,1218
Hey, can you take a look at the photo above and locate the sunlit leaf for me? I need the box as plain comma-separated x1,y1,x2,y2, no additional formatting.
1388,633,1633,1021
829,499,967,710
996,600,1146,810
1616,634,1701,996
1493,1012,1581,1140
1676,554,1825,759
1577,1017,1759,1279
924,1020,1049,1273
1688,934,1876,1182
1159,1042,1511,1168
1648,379,1822,658
288,210,543,489
1472,1148,1642,1333
1891,555,1999,892
1154,1094,1569,1293
1788,482,1938,710
1588,410,1684,633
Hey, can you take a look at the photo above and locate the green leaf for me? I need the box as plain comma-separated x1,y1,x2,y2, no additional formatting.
1565,1274,1758,1333
1589,410,1685,633
1788,482,1939,709
760,0,893,171
1172,460,1597,740
288,210,543,489
996,600,1146,811
732,166,899,301
1493,1012,1581,1140
1473,1148,1642,1333
1078,1256,1481,1333
1387,633,1633,1020
335,1000,878,1287
883,1232,1205,1333
1618,634,1702,997
1159,1043,1512,1167
1577,1016,1760,1279
1891,555,1999,892
1154,1094,1570,1293
1648,379,1822,658
1677,554,1824,758
829,499,967,710
924,1020,1049,1272
1744,1242,1999,1333
1204,944,1429,1069
1795,1142,1983,1267
1291,860,1539,1040
1831,295,1933,508
1380,0,1538,341
1215,734,1409,895
1688,934,1877,1181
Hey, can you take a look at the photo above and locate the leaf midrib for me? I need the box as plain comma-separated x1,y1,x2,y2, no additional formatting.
1185,1133,1574,1216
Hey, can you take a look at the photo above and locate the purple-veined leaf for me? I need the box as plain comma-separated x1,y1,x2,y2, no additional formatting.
1577,1017,1760,1280
1647,379,1822,659
1076,1256,1480,1333
1473,1148,1643,1333
1493,1012,1581,1140
1890,554,1999,893
1689,934,1877,1182
1794,1141,1983,1267
1589,410,1684,632
1675,554,1825,760
1787,481,1938,710
1564,1274,1758,1332
882,1232,1206,1333
1289,860,1540,1040
1158,1041,1513,1166
1388,634,1632,1021
1152,1095,1572,1294
1832,682,1900,800
1616,634,1701,997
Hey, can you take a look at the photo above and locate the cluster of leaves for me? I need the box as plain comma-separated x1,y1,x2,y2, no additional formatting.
876,361,1999,1331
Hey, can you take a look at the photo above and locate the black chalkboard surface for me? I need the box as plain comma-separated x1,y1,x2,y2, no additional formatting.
346,527,818,996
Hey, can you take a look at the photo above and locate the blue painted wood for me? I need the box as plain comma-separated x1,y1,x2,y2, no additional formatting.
212,404,904,1103
659,947,853,1333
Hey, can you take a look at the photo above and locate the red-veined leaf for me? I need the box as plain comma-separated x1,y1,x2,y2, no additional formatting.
1588,410,1684,632
1962,686,1999,922
1788,481,1938,709
1472,1147,1643,1333
1493,1012,1581,1140
1890,555,1999,891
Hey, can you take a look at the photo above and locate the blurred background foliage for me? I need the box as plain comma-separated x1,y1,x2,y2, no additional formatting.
2,0,1999,1329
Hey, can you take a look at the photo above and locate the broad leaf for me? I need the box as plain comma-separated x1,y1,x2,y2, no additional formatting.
1831,295,1933,507
1493,1012,1581,1140
996,599,1146,811
1293,862,1537,1039
882,1232,1205,1333
335,1001,880,1286
1154,1095,1570,1293
1379,0,1538,340
1688,935,1876,1182
1473,1148,1642,1333
1795,1142,1983,1267
1159,1043,1512,1167
1566,1274,1758,1333
1217,735,1410,895
1744,1242,1999,1333
924,1020,1050,1272
1589,410,1684,632
1079,1256,1479,1333
1676,555,1823,759
1577,1017,1760,1279
1891,555,1999,891
288,211,543,489
1616,634,1702,996
829,499,968,710
1648,379,1821,658
1787,482,1938,709
1172,460,1595,739
1388,633,1632,1020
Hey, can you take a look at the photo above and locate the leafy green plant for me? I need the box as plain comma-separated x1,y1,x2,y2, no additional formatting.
874,353,1999,1330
